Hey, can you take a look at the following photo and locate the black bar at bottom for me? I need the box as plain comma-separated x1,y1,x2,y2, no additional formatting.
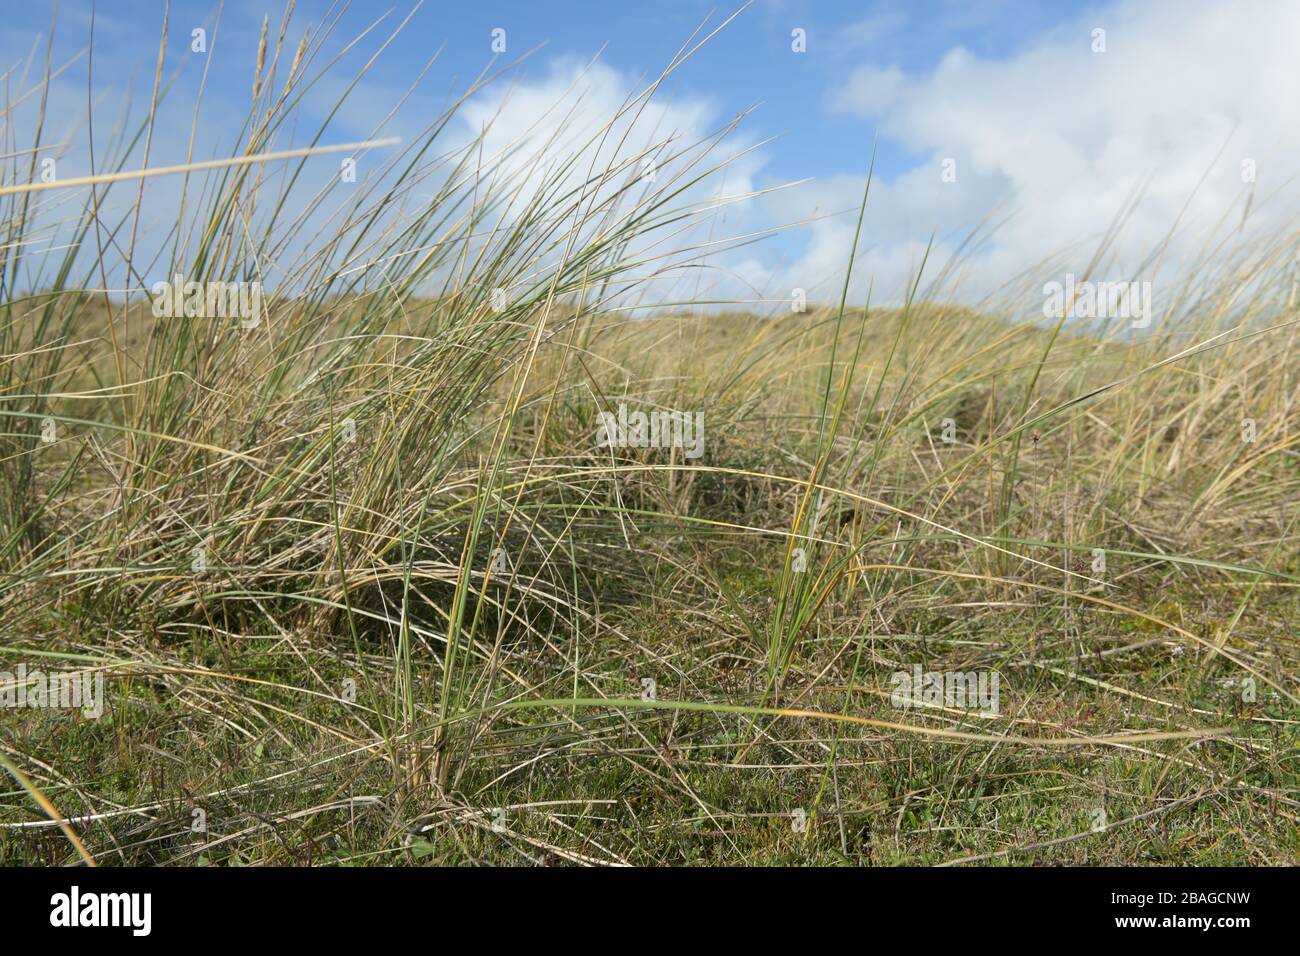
0,865,1280,942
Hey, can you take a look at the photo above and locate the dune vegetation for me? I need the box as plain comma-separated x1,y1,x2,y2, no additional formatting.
1,8,1296,866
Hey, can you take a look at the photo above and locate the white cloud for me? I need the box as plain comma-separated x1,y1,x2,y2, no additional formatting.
773,0,1300,310
459,58,728,189
445,57,770,308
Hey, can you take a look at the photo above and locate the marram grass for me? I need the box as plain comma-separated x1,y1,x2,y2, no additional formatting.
0,9,1296,867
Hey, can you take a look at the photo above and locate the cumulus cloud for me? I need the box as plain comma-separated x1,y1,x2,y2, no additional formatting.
768,0,1300,311
448,56,770,309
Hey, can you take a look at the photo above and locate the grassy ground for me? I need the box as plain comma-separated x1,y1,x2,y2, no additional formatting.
2,302,1296,866
0,12,1296,866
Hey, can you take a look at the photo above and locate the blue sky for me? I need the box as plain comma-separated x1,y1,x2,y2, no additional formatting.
5,0,1298,310
6,0,1099,182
